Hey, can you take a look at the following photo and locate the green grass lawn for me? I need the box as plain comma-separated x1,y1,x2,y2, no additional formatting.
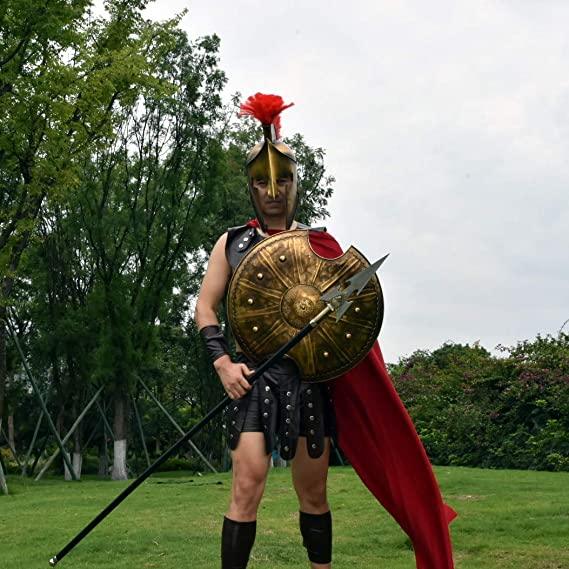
1,466,568,569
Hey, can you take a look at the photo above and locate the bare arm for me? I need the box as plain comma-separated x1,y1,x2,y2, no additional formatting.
195,233,230,330
195,233,253,399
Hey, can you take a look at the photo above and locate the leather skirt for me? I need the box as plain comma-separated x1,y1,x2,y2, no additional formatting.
224,354,335,461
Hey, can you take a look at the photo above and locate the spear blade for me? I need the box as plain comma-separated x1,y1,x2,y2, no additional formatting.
320,254,389,322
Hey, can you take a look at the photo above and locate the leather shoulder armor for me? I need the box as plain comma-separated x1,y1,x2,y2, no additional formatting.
225,224,263,271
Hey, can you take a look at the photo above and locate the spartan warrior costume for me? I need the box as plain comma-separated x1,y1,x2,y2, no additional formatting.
200,93,457,569
223,223,334,461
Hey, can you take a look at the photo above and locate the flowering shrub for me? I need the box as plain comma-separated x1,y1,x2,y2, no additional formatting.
389,334,569,471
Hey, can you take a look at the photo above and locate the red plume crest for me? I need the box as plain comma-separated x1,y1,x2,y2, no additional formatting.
239,93,294,139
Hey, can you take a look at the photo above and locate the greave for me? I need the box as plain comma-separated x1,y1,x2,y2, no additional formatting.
299,510,332,564
221,516,257,569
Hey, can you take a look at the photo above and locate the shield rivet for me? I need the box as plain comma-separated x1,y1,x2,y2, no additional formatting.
306,389,312,395
285,418,291,424
345,332,352,339
286,391,292,397
309,429,315,435
265,386,271,392
263,412,268,418
309,415,315,421
279,255,286,262
308,402,314,408
247,298,254,305
243,237,249,242
253,326,259,332
311,443,317,449
286,404,292,410
257,272,263,280
264,398,270,404
354,306,361,313
323,351,329,358
284,446,289,452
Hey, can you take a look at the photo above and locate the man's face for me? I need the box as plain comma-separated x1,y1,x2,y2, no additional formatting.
252,176,292,219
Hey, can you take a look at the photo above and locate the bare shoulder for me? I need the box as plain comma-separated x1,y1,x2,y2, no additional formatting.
210,232,228,256
213,232,228,248
207,232,230,269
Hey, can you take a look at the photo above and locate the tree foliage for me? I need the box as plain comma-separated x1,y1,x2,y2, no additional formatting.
1,3,337,477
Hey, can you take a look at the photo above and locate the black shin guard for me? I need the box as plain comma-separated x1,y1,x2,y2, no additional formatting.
221,517,257,569
299,511,332,564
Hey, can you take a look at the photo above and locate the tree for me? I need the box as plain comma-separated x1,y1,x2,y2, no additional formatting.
67,22,226,479
0,0,162,458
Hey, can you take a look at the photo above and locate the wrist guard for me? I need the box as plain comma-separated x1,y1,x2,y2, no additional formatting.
200,325,230,363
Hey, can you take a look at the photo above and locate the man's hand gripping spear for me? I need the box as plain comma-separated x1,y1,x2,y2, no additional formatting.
48,254,388,566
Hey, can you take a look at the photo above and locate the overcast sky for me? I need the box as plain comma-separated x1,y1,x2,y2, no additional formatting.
141,0,569,362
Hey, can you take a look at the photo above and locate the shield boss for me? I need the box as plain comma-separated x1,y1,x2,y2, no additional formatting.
227,230,384,382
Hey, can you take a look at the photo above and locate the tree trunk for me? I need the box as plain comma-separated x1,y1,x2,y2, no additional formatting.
1,277,15,426
0,305,6,425
0,417,7,495
8,412,15,454
98,438,109,478
72,402,82,479
63,450,83,481
56,406,68,478
69,453,82,480
111,392,129,480
0,459,7,495
63,452,73,481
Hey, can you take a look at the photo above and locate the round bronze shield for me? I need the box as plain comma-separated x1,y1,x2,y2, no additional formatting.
227,230,384,382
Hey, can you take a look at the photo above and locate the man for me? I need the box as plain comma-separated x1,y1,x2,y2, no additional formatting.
195,94,334,568
196,93,456,569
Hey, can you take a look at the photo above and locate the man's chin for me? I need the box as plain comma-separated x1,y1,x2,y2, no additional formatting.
263,206,286,216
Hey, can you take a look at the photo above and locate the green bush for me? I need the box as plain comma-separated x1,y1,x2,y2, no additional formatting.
0,448,19,474
390,334,569,471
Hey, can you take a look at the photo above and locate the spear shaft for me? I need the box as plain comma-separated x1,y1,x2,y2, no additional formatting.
49,304,333,566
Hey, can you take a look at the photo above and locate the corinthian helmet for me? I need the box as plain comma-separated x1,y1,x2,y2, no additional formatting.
239,93,298,231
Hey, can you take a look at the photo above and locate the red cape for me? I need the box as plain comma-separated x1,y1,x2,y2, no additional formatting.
248,221,457,569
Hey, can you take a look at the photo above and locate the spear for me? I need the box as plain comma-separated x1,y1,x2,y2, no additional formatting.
48,254,388,566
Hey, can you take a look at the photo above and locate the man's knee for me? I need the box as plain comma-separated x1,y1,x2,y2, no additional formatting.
296,480,328,512
231,469,267,517
234,472,265,500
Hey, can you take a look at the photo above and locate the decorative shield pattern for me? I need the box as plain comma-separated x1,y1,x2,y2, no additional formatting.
227,230,384,382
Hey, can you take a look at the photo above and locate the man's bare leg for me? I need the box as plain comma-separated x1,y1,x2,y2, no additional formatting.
292,437,332,569
222,432,271,569
228,431,271,520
